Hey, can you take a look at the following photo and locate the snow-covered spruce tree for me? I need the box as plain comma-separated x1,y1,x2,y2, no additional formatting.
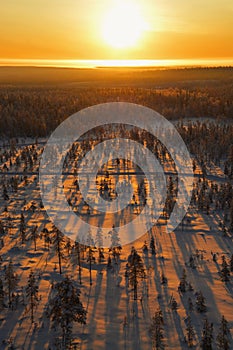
0,277,4,309
19,212,26,244
127,247,146,300
201,318,213,350
185,316,195,347
26,271,39,323
4,260,18,308
220,256,230,282
47,276,87,349
216,315,230,350
196,291,206,313
150,307,165,350
52,226,65,275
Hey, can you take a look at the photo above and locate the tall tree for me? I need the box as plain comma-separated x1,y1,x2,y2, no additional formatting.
47,276,87,349
216,316,230,350
4,260,18,307
19,212,26,244
52,226,65,274
201,318,213,350
185,316,195,347
127,247,146,300
150,307,165,349
26,271,40,323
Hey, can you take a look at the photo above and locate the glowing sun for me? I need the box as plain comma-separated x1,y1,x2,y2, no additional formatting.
102,3,146,49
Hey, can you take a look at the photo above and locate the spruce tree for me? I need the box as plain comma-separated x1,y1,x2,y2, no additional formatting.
26,271,39,323
196,291,206,313
4,260,18,307
150,235,156,255
127,247,146,300
47,276,87,349
216,315,230,350
74,241,82,285
52,226,65,274
221,256,230,282
230,254,233,273
186,316,195,347
31,225,39,251
178,269,187,293
201,318,213,350
19,212,26,244
150,307,165,349
0,278,4,309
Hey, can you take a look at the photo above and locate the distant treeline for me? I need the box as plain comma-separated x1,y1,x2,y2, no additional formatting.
0,67,232,137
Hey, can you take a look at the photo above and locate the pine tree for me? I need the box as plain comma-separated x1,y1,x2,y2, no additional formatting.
221,256,230,282
201,318,213,350
127,247,146,300
186,316,195,347
150,307,165,349
216,315,230,350
26,271,39,323
196,291,206,313
4,260,18,307
47,276,87,349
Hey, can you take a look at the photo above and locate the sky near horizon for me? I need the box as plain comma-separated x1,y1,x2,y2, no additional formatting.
1,0,233,61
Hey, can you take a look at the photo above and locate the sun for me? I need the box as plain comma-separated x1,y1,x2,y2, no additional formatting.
102,3,146,49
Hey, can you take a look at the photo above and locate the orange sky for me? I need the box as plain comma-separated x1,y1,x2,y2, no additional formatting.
0,0,233,61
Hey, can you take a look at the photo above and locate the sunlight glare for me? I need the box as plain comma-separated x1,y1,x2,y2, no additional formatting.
102,2,146,49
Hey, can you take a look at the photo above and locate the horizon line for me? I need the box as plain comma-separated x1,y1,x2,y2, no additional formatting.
1,58,233,69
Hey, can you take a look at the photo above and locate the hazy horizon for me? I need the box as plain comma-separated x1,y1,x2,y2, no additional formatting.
1,58,233,69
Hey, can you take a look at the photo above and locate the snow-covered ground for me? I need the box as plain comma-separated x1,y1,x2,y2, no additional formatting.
0,138,232,350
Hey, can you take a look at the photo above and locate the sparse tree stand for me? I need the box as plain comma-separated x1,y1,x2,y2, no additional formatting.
127,247,146,300
26,271,39,323
47,276,87,349
150,307,165,350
